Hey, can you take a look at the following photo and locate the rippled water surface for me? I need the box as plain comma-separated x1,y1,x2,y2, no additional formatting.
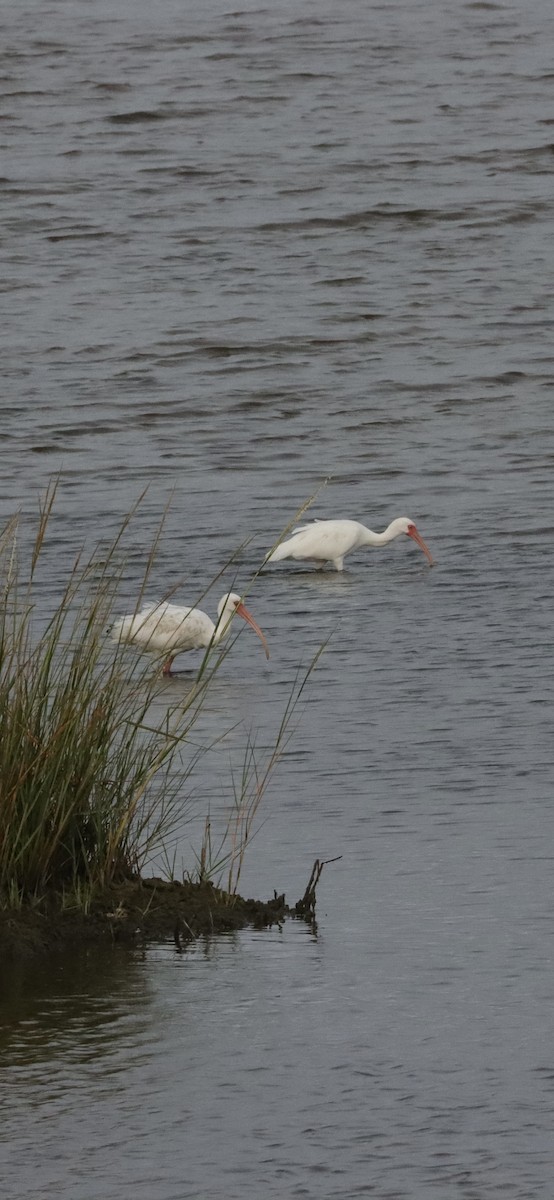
2,0,554,1195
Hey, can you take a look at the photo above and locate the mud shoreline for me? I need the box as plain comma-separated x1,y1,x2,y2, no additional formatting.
0,876,301,962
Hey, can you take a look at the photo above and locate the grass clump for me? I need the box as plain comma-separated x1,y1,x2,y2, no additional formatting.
0,487,216,907
0,486,325,944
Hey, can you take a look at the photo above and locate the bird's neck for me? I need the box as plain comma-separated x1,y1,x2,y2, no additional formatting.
361,522,398,547
213,608,234,644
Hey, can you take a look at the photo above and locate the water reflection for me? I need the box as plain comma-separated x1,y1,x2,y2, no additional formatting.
0,945,152,1069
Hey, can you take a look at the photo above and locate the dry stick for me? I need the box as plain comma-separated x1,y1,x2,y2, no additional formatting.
295,854,342,920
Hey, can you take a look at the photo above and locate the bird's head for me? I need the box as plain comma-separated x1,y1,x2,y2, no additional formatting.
217,593,270,658
389,516,412,536
393,517,434,564
217,592,242,616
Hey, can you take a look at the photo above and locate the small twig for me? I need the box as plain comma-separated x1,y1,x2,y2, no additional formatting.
174,915,196,952
294,855,342,924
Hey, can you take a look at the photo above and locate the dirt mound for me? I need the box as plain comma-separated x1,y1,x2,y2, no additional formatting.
0,877,293,961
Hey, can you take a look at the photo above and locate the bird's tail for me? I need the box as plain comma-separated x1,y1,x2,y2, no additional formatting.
266,523,314,562
265,541,291,563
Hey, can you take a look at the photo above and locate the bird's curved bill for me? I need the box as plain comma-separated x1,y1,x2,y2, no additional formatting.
408,526,434,565
235,603,270,659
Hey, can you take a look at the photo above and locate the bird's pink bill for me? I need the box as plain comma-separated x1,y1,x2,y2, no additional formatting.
235,602,270,659
407,524,434,565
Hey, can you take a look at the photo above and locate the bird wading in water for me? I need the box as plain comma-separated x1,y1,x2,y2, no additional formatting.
266,517,434,572
112,592,270,676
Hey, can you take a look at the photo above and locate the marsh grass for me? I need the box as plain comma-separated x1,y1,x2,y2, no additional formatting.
0,487,230,906
192,648,326,897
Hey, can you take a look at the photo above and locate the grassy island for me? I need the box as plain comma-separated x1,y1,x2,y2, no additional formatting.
0,490,321,961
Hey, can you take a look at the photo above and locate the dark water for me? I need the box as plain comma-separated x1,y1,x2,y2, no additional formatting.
2,0,554,1195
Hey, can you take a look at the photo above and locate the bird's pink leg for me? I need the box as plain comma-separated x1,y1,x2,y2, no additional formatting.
162,656,174,676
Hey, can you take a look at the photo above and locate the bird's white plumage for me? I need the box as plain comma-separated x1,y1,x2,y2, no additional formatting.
112,601,218,655
112,592,269,674
266,517,433,571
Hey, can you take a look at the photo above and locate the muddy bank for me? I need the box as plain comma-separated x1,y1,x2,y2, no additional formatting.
0,876,309,962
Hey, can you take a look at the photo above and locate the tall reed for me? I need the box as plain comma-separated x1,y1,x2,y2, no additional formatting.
190,646,326,897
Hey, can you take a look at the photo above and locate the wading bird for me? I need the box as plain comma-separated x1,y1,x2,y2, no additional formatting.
266,517,433,572
112,592,270,676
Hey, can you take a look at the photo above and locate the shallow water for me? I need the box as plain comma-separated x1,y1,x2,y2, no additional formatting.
2,0,554,1195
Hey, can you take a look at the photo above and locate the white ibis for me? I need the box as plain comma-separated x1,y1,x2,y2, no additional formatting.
266,517,433,572
112,592,270,676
